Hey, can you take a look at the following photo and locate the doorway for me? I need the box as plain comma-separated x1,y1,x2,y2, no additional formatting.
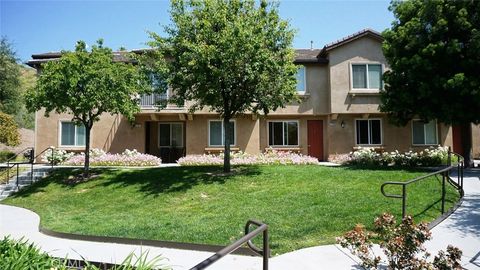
307,120,324,161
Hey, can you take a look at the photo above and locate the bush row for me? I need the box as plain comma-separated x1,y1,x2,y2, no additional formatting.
178,148,320,166
42,148,162,167
347,146,450,167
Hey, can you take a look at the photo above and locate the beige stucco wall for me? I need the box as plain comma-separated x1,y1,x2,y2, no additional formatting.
328,36,387,114
184,114,260,155
259,115,328,159
326,114,454,160
273,64,329,115
35,110,145,158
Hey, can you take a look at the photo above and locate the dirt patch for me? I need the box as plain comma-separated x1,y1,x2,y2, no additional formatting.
64,173,100,185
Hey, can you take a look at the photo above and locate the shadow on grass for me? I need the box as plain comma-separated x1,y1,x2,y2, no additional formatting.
8,166,263,198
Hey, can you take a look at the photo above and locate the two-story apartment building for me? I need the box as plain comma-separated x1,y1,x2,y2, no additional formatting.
28,29,480,162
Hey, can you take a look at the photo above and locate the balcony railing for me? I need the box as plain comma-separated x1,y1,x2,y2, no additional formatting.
139,93,167,108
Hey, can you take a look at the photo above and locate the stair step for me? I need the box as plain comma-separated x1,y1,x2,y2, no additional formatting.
0,167,52,200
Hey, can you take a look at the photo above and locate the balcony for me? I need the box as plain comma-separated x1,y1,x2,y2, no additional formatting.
139,93,184,110
139,93,167,108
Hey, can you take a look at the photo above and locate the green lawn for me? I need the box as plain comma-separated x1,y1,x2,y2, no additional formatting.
1,165,459,255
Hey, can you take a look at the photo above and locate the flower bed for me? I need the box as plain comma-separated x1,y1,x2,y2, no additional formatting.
177,148,319,166
347,146,449,167
43,148,162,167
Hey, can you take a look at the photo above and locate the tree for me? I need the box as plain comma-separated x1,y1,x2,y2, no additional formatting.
0,112,20,146
0,37,22,116
381,0,480,166
26,40,150,178
144,0,298,172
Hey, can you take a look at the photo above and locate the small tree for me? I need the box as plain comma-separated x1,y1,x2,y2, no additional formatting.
144,0,298,172
381,0,480,166
0,112,20,146
26,40,149,178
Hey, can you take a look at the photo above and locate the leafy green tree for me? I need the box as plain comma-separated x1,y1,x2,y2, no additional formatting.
381,0,480,166
26,40,150,177
0,37,22,116
0,112,20,146
17,67,36,129
144,0,297,172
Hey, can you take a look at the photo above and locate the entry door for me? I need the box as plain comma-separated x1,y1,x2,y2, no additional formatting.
307,120,323,161
452,125,463,154
159,122,185,163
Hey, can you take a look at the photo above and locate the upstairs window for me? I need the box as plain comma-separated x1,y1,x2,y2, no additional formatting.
356,119,382,145
412,120,437,145
296,65,306,94
209,120,235,146
60,122,86,146
352,64,382,89
268,121,299,146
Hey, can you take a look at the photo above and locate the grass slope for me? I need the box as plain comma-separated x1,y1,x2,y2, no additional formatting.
2,165,459,255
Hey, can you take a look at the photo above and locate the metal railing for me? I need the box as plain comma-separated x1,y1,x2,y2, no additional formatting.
381,149,464,218
139,93,167,108
1,147,34,186
190,220,269,270
1,147,55,188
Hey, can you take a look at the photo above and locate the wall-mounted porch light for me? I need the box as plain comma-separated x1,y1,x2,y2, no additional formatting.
340,120,345,128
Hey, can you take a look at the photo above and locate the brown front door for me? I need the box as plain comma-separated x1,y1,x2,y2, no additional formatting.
452,125,463,154
307,120,323,161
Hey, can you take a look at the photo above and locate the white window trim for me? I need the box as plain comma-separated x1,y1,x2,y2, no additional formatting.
158,122,184,148
411,120,438,146
208,119,236,147
354,118,383,146
58,120,87,148
296,65,307,95
267,120,300,147
350,62,384,91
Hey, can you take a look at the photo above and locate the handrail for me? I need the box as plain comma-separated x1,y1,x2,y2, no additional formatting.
380,148,464,218
190,220,269,270
33,147,56,169
1,146,55,187
4,147,34,163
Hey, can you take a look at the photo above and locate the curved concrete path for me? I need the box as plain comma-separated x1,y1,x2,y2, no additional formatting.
1,169,479,269
425,169,480,269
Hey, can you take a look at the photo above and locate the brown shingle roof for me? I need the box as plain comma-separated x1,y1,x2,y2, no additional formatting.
27,51,134,67
294,49,328,64
319,28,383,57
27,29,383,67
27,48,327,67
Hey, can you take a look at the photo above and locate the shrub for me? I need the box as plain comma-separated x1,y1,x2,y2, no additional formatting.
347,146,449,167
0,112,20,146
0,236,65,269
63,148,162,167
41,148,75,165
178,148,319,166
0,236,168,270
0,150,15,162
337,213,462,270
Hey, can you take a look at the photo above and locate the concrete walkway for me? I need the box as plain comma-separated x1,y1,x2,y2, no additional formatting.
1,169,479,269
425,168,480,269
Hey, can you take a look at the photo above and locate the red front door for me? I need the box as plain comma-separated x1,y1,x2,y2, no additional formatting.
452,125,463,154
307,120,323,161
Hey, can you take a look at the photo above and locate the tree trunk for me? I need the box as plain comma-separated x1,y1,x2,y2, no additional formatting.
461,123,473,168
84,125,91,178
223,117,231,173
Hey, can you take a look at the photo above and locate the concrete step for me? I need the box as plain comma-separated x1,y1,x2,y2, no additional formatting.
0,167,52,200
8,180,33,185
